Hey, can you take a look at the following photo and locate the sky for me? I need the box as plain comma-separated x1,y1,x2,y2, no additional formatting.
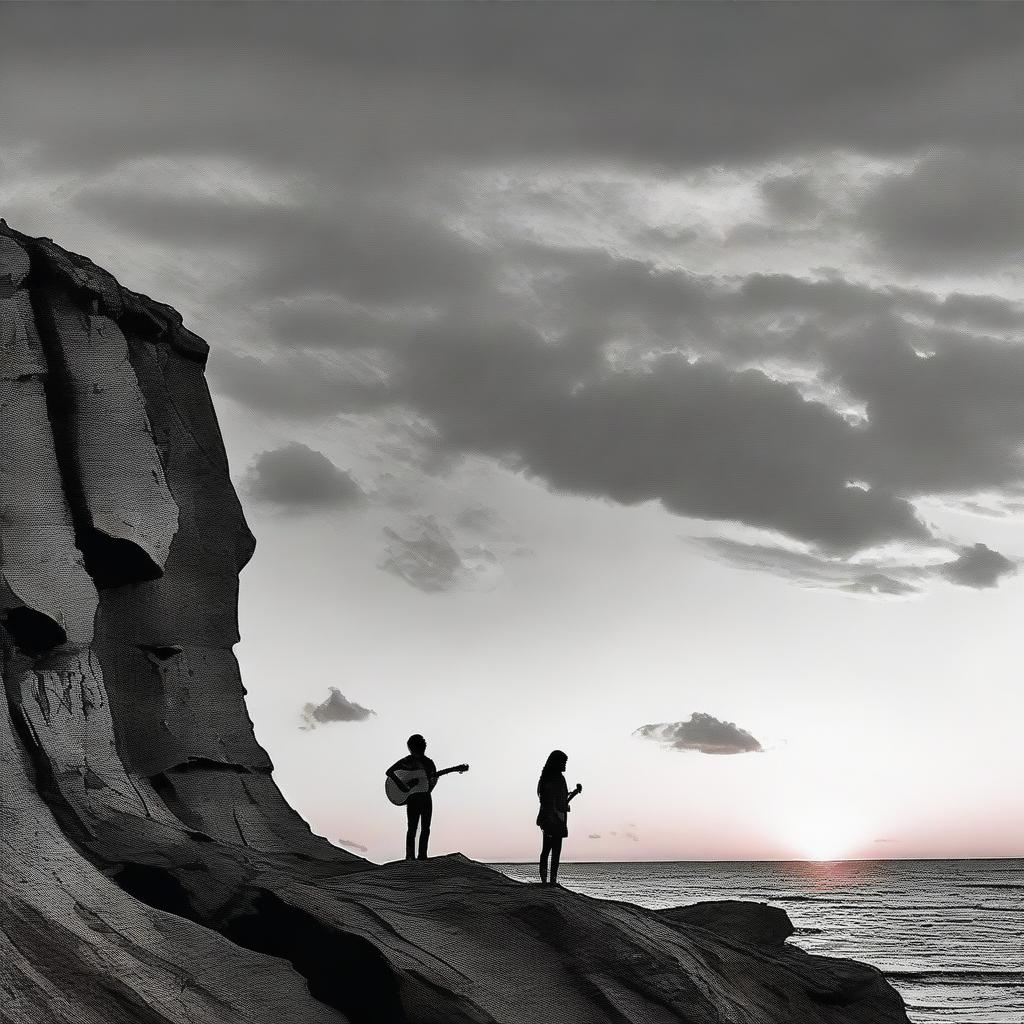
3,2,1024,863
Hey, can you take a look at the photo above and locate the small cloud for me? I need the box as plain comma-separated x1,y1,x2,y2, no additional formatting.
873,838,901,845
623,831,640,843
245,442,362,513
588,833,601,840
940,542,1016,589
336,837,368,853
379,516,502,593
301,687,376,730
635,712,764,755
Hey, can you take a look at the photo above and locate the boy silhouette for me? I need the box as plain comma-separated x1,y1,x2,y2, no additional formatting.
386,734,437,860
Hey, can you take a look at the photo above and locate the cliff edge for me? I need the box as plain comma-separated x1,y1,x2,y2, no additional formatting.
0,221,910,1024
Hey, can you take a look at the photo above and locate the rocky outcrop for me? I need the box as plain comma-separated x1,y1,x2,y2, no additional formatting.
0,220,911,1024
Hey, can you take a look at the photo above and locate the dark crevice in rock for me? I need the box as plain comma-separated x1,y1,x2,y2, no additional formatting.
114,864,199,923
78,533,164,590
2,606,67,657
220,890,408,1024
172,756,254,774
141,644,183,662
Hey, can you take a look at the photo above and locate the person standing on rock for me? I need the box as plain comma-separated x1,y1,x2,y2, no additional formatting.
536,750,582,887
387,734,438,860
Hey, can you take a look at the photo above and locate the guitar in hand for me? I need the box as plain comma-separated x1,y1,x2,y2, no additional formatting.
385,764,469,805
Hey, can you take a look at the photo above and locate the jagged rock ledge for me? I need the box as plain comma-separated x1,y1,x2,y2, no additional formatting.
0,221,910,1023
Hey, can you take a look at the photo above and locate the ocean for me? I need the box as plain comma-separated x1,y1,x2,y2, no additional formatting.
491,859,1024,1024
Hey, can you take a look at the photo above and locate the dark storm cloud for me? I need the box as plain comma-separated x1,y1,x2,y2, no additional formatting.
7,4,1024,594
77,191,489,305
760,174,824,222
940,543,1016,589
244,443,362,513
300,688,376,730
394,326,927,550
858,151,1024,270
824,316,1024,496
6,5,1024,173
208,350,388,419
266,299,407,352
635,714,764,756
208,240,1024,577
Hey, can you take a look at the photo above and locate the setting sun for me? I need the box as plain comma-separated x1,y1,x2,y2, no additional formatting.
787,809,866,862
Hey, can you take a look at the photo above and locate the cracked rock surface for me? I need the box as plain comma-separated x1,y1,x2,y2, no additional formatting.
0,221,910,1023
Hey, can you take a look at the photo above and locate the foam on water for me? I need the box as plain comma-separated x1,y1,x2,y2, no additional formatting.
491,859,1024,1024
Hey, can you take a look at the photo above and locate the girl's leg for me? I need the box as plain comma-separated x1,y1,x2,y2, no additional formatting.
539,833,553,883
549,836,563,885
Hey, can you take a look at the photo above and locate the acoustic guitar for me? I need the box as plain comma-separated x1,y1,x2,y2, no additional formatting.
385,764,469,805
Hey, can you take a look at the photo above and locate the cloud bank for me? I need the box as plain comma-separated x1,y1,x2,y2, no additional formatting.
5,4,1024,595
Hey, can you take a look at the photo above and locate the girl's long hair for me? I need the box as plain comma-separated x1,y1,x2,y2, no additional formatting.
538,749,568,794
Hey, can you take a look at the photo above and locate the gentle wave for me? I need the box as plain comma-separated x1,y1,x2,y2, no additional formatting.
887,971,1024,982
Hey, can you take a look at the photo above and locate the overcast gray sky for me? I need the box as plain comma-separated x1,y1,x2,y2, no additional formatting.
4,2,1024,862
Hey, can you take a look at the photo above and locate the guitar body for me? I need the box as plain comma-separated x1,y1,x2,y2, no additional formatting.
385,769,432,805
385,764,469,806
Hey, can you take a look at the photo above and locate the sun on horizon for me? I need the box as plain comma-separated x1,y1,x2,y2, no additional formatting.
786,809,867,863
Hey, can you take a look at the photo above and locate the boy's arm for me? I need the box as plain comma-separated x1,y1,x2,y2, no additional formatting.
385,760,410,792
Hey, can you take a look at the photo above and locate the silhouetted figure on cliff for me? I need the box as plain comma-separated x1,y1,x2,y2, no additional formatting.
385,735,468,860
386,734,436,860
536,750,582,886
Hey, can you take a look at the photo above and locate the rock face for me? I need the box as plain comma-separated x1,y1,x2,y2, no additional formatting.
0,221,911,1024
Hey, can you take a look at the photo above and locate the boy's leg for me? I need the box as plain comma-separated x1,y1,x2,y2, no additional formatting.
405,799,420,860
416,796,432,859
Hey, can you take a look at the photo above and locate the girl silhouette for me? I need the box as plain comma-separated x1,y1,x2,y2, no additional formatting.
536,750,582,886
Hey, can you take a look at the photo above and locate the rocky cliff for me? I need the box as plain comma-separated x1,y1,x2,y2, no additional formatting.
0,221,911,1024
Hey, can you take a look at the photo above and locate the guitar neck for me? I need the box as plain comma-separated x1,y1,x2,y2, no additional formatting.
433,765,463,778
